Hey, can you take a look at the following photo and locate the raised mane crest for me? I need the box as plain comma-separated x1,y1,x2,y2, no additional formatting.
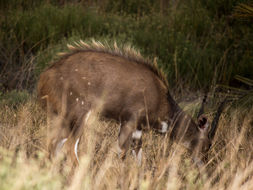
58,39,168,87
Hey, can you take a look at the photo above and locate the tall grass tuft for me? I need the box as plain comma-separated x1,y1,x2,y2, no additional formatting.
0,96,252,189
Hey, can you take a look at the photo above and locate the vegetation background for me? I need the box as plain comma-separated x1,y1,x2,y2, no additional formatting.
0,0,253,189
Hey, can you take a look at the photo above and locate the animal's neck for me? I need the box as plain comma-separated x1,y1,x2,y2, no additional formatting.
166,93,198,140
167,92,181,121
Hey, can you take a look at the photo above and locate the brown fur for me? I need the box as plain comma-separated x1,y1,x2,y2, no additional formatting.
37,40,210,166
56,40,168,87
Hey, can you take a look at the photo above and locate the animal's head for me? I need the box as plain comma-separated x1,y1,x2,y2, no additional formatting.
192,98,227,167
161,94,226,167
191,115,211,165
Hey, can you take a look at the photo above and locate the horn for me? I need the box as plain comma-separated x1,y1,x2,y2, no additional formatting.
208,98,227,141
197,93,207,119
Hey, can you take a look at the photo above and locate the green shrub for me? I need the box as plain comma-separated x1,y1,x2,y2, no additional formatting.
0,0,252,91
0,90,30,107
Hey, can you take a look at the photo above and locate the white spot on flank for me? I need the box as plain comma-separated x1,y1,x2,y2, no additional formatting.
88,82,91,85
76,98,79,102
159,121,168,133
74,138,80,164
81,101,84,105
70,92,73,96
82,77,86,80
85,110,92,123
75,69,78,72
55,138,68,157
132,130,142,139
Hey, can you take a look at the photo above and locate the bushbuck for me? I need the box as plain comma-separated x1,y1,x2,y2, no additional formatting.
37,40,222,167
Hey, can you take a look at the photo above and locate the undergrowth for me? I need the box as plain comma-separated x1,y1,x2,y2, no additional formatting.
0,96,252,189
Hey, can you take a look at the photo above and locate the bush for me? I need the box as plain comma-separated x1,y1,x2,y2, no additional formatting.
0,90,30,107
0,0,252,91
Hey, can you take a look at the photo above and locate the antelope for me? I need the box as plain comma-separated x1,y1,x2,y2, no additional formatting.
37,40,222,167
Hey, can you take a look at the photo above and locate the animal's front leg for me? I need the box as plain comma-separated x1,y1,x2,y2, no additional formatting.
131,127,143,165
117,120,136,160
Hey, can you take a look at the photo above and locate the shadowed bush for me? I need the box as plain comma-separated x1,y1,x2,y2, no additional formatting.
0,0,252,91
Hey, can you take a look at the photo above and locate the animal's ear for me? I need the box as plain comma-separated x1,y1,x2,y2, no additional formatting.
198,115,209,130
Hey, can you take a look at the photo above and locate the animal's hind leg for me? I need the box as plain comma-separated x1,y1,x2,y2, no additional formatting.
66,110,92,166
47,115,70,159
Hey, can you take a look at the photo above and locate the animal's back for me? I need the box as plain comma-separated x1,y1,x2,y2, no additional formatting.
38,51,169,123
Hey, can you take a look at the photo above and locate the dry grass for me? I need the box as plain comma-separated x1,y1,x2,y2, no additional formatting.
0,97,253,190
